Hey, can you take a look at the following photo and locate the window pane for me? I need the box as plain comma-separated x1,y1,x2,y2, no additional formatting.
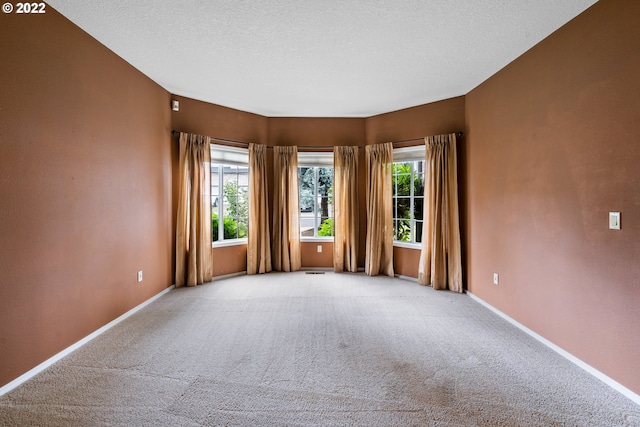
211,164,220,243
212,215,220,242
237,220,248,239
396,219,411,242
396,197,411,219
299,166,334,238
392,160,425,244
414,172,425,196
392,197,399,219
393,163,412,196
299,167,314,213
317,167,333,236
415,221,423,243
414,196,424,221
319,217,334,236
210,161,250,242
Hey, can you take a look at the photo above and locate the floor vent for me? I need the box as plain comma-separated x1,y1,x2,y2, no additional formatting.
305,271,326,275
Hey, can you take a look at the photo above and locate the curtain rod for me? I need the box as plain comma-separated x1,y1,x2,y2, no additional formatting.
171,130,254,148
171,130,464,149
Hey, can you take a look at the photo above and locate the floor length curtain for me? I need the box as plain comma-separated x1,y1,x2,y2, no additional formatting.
418,133,463,292
333,146,359,272
247,143,272,274
175,133,213,287
272,146,301,272
365,143,394,277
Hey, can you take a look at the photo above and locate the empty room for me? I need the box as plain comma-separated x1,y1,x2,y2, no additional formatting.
1,0,639,425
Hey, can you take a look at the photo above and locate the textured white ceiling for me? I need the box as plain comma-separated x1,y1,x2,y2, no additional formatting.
47,0,597,117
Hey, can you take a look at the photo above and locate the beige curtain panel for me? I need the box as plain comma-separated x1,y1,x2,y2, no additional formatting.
333,146,359,272
247,143,272,275
175,132,213,287
272,146,301,272
364,143,394,277
418,133,463,292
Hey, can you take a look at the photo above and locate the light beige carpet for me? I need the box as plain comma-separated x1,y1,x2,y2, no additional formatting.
0,272,638,426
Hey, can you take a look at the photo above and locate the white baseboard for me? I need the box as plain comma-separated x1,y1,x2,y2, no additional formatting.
213,271,247,280
395,274,419,283
466,291,640,406
0,285,174,397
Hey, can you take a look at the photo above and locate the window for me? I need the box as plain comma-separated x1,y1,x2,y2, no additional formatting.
392,146,425,244
298,152,334,238
210,145,249,244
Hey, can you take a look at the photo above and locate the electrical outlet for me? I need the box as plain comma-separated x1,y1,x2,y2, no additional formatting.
493,273,499,285
317,245,323,253
137,270,143,283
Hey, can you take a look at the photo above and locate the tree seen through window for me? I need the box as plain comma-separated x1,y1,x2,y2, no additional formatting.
299,166,334,237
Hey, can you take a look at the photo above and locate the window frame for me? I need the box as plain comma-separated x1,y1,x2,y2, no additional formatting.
298,152,334,241
210,144,249,247
392,145,426,248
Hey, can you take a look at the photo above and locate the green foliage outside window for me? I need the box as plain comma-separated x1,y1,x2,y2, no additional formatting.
212,180,248,241
318,218,334,237
299,166,334,237
212,212,245,241
392,162,424,242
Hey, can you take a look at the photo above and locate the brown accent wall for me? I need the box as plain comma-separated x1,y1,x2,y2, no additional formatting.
171,95,269,145
365,97,465,146
393,247,421,278
366,97,466,278
212,246,248,277
464,0,640,394
301,242,334,268
269,117,365,148
0,9,173,387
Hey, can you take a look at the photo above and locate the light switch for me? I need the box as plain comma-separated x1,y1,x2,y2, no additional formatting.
317,245,323,253
609,212,620,230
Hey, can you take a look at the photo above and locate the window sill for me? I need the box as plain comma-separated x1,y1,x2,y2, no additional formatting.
300,237,334,243
393,241,422,250
212,238,248,248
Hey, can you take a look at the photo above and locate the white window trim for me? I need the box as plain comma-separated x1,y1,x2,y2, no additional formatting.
393,144,425,162
301,237,334,243
298,153,334,241
392,146,425,244
213,238,248,248
393,240,422,250
298,151,333,166
210,143,248,165
211,144,249,244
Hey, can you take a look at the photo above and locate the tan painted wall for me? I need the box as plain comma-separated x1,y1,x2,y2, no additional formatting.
301,242,334,268
212,246,248,277
464,0,640,394
269,117,365,147
0,10,173,387
365,97,465,146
